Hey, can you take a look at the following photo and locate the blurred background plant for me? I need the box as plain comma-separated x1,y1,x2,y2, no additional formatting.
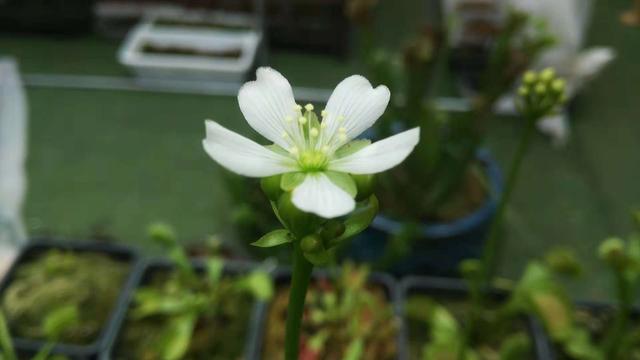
0,305,79,360
263,263,398,359
116,223,273,360
1,250,127,345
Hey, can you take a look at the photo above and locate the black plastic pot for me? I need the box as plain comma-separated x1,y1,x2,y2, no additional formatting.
253,267,404,360
107,258,265,359
345,149,503,277
0,239,142,359
398,276,551,360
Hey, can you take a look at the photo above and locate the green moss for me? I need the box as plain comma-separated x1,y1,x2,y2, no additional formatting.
1,250,129,344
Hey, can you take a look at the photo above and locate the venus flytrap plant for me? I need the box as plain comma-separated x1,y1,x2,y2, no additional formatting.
202,67,419,360
119,223,273,359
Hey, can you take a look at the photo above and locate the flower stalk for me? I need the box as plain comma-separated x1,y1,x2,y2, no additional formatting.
285,242,314,360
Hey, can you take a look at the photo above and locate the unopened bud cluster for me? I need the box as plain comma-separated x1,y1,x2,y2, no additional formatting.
517,68,567,119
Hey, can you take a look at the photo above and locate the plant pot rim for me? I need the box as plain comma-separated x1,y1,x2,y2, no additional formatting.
107,257,266,360
373,148,503,239
398,275,552,360
0,238,142,358
252,267,404,360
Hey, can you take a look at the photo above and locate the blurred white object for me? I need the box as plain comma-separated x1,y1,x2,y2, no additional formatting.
119,10,263,84
507,0,614,145
0,58,28,276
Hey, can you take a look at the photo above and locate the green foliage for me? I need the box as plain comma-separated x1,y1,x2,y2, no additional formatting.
1,250,128,345
263,263,398,359
350,5,555,222
118,225,274,359
251,229,294,248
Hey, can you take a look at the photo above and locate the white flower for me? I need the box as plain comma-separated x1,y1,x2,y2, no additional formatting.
203,67,419,219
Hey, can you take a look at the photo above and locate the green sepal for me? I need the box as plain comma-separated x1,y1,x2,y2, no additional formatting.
352,174,375,201
334,139,371,158
251,229,294,248
325,171,357,198
281,172,306,192
277,192,321,237
331,195,379,245
261,174,283,201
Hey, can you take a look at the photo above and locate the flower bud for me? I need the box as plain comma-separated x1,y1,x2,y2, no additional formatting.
540,67,555,82
352,174,375,201
599,237,627,270
523,71,537,84
320,220,346,243
301,234,323,253
261,174,283,201
551,79,566,93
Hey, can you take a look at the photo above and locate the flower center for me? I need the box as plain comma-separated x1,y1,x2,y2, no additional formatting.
298,150,328,171
282,103,352,165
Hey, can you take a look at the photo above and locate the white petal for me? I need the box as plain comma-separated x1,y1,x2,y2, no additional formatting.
322,75,390,146
329,127,420,174
238,67,302,148
291,173,356,219
202,120,296,177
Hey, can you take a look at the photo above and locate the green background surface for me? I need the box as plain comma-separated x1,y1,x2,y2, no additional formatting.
0,0,638,299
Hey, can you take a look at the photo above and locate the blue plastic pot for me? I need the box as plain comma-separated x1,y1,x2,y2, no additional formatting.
344,148,503,276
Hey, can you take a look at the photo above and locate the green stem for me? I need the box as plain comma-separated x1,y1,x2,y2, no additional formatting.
604,270,631,359
285,241,314,360
481,116,537,285
458,116,537,360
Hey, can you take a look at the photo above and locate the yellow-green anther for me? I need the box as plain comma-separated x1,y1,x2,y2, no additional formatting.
298,116,307,125
310,128,319,138
305,103,314,111
535,84,546,94
294,104,302,111
321,110,328,117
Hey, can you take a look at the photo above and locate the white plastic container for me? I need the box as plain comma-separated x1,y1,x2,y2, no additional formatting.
0,58,27,276
119,12,263,84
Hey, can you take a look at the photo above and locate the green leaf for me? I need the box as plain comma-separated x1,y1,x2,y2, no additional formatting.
31,343,55,360
344,338,364,360
324,171,357,198
0,311,16,360
334,140,371,158
205,258,224,286
251,229,294,248
333,195,379,244
159,313,197,360
281,172,306,192
42,305,79,340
